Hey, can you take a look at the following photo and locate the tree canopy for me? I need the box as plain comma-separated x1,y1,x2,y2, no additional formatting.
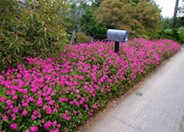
95,0,161,38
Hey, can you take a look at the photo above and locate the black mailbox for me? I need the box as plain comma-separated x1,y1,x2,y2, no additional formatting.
107,29,128,53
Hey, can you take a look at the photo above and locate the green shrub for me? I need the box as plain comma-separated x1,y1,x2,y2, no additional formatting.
77,32,91,43
157,29,173,39
0,0,69,71
177,27,184,43
156,28,184,44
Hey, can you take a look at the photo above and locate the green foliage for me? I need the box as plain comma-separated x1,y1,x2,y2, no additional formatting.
0,0,68,71
158,16,184,43
156,28,184,43
160,17,184,30
64,1,107,40
160,17,172,30
77,32,91,43
178,27,184,43
80,2,107,40
95,0,161,38
175,17,184,28
157,29,174,40
63,1,90,34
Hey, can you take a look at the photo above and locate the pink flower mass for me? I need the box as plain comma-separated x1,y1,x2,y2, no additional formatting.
30,126,38,132
36,97,43,107
0,39,181,131
44,120,52,130
10,123,17,130
22,109,28,117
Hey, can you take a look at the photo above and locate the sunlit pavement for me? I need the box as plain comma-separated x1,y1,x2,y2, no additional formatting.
78,47,184,132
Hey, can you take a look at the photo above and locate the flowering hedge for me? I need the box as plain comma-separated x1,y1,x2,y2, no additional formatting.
0,39,181,132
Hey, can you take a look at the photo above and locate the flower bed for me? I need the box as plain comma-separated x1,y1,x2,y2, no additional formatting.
0,39,181,132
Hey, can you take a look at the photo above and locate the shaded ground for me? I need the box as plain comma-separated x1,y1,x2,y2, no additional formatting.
78,47,184,132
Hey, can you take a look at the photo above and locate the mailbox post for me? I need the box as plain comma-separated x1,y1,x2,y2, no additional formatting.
115,42,119,53
107,29,128,53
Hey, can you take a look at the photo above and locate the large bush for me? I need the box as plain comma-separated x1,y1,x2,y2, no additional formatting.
0,0,68,71
0,39,181,132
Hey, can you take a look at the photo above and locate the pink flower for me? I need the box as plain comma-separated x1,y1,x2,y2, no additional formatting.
12,95,18,100
2,115,8,121
62,110,71,121
30,126,38,132
11,114,16,120
6,100,12,106
16,73,22,78
11,90,16,95
13,107,19,113
31,115,36,120
10,123,17,130
36,97,42,107
22,102,28,107
22,109,28,117
33,110,38,115
48,100,55,105
69,101,74,105
60,76,65,86
45,96,51,101
52,120,57,126
88,112,93,116
62,114,71,121
38,114,42,118
28,97,34,102
44,120,52,130
21,89,28,94
64,98,68,102
59,97,68,103
92,104,97,109
57,124,61,128
53,108,58,113
59,98,64,103
55,104,59,108
50,129,59,132
46,106,52,115
73,110,77,116
0,96,6,102
85,104,89,111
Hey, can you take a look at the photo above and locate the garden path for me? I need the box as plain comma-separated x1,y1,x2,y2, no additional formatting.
78,46,184,132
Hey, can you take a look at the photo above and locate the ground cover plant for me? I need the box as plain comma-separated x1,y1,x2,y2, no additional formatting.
0,38,181,132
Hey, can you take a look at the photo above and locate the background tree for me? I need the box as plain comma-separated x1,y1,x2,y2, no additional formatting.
160,17,172,30
64,0,107,43
64,0,91,44
173,0,180,27
95,0,161,38
80,2,107,40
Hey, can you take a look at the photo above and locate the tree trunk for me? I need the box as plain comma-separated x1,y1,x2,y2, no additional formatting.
71,30,77,45
172,0,180,28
